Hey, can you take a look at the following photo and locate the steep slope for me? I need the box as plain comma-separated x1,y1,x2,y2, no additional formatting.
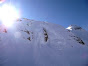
0,18,88,66
67,25,88,45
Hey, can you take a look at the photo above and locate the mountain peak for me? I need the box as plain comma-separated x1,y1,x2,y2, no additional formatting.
66,25,82,30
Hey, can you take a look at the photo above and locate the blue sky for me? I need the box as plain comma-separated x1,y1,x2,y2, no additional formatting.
6,0,88,28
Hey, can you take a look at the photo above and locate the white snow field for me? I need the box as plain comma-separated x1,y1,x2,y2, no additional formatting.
0,18,88,66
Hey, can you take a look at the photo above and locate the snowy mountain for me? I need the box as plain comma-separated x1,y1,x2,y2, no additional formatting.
0,18,88,66
66,25,88,45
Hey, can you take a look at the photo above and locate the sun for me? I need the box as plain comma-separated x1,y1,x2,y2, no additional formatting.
0,4,20,27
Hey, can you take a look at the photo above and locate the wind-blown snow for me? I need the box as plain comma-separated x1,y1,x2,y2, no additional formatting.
0,19,88,66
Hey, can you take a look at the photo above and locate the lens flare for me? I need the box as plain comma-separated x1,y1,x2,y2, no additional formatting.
0,0,5,3
0,4,20,27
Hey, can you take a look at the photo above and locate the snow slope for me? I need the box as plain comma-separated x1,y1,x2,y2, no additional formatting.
0,18,88,66
67,25,88,45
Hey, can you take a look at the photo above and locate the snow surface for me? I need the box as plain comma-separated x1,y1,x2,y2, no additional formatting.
0,18,88,66
67,25,88,45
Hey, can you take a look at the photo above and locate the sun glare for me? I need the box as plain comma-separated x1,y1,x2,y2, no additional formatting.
0,4,20,27
0,0,5,3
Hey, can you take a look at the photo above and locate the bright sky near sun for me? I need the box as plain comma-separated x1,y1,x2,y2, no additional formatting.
0,0,20,27
0,0,88,30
